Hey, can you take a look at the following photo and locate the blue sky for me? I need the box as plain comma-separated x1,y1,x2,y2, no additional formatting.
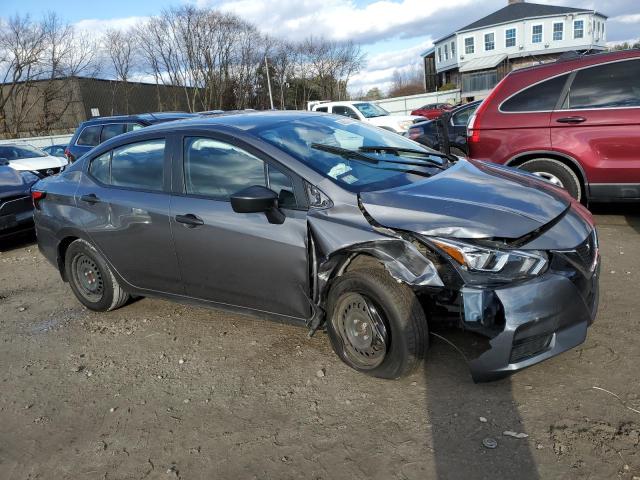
3,0,639,91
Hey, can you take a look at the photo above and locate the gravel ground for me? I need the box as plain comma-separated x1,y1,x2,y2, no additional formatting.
0,204,638,480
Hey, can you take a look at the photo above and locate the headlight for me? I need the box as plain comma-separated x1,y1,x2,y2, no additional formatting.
427,237,548,285
20,170,41,184
398,120,414,131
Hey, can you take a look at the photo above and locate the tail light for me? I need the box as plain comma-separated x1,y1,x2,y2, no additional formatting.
31,190,46,209
64,147,75,163
467,76,509,144
407,127,422,140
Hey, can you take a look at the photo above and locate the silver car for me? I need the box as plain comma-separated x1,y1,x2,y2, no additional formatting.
33,112,599,381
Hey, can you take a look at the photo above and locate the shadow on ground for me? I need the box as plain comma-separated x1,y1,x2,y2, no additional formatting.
423,335,539,479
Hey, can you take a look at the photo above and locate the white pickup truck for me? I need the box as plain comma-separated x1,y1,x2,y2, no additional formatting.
309,101,425,134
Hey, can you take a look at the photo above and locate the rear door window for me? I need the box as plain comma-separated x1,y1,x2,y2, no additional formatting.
110,139,165,191
332,106,359,119
315,107,328,113
77,126,101,146
501,74,570,112
451,105,477,126
565,59,640,109
101,124,126,142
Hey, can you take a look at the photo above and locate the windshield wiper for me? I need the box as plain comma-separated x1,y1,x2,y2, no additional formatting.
311,143,380,164
358,145,447,169
310,143,433,178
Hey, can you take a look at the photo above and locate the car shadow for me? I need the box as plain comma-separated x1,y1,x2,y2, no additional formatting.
590,203,640,235
423,335,539,480
0,230,36,252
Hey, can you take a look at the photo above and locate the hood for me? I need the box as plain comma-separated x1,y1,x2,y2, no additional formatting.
368,115,424,127
359,159,571,240
8,155,67,171
0,165,32,197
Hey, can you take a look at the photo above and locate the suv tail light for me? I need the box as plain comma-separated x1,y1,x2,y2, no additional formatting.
64,147,75,163
467,76,509,144
31,190,46,209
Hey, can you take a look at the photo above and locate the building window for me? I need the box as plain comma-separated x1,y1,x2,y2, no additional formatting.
532,24,543,44
505,28,516,47
444,43,449,61
465,37,474,54
438,47,442,63
451,40,456,57
574,20,584,39
553,22,564,41
484,32,495,51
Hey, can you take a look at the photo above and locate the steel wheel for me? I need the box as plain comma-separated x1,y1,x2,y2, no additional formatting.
71,253,104,303
334,292,388,370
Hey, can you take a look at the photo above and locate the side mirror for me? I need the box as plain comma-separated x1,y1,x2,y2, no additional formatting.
230,185,285,224
0,157,9,166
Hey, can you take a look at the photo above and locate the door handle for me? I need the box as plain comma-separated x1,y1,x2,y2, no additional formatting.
80,193,100,204
175,214,204,227
556,116,586,124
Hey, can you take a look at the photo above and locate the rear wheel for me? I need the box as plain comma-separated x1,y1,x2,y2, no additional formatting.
65,239,130,312
518,158,582,202
326,269,428,379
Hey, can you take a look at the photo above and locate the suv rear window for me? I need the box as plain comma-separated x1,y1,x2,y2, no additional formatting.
566,59,640,109
501,74,570,112
77,126,101,146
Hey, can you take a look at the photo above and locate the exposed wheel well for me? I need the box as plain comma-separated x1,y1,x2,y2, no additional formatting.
507,152,587,201
57,236,79,281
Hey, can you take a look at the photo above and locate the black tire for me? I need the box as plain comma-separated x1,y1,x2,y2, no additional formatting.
519,158,582,201
65,239,130,312
450,147,467,158
326,269,428,379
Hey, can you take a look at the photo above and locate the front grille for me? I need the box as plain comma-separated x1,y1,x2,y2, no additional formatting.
510,333,553,363
36,167,61,176
574,232,596,269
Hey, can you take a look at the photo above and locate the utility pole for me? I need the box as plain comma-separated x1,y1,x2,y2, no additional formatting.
265,56,274,110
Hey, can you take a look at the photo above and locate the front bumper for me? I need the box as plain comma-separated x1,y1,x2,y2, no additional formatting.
460,251,599,382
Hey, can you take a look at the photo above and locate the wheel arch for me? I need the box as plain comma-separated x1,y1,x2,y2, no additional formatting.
505,150,588,201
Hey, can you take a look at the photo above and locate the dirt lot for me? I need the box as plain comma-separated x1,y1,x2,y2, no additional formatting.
1,205,639,480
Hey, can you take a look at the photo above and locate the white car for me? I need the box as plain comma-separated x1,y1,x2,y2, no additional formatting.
310,101,425,134
0,144,68,176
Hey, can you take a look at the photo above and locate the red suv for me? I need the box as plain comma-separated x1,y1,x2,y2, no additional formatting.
411,103,454,119
467,49,640,203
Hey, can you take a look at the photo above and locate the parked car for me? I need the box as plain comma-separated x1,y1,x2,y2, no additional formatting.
0,163,40,239
0,144,68,177
310,101,425,133
410,102,454,119
33,112,599,382
406,101,481,156
42,144,68,158
65,112,197,162
467,49,640,202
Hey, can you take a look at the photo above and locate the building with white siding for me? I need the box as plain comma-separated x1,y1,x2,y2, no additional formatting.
421,0,607,98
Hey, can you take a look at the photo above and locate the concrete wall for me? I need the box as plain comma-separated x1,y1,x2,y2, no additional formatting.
374,90,461,115
0,133,73,148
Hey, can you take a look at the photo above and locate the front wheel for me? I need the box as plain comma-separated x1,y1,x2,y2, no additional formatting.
519,158,582,202
65,239,130,312
326,269,428,379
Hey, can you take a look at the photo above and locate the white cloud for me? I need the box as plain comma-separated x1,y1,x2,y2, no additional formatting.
209,0,475,44
74,16,147,34
611,13,640,24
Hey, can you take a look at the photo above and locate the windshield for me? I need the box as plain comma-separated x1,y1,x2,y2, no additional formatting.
253,115,446,192
0,145,47,160
353,102,389,118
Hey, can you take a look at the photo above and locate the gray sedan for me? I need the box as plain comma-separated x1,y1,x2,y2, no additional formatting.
32,112,599,381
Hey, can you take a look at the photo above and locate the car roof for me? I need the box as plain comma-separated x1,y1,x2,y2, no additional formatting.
507,48,640,79
80,112,196,126
141,110,327,134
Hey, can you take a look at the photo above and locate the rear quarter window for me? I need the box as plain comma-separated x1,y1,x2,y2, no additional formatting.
501,74,570,112
77,126,101,146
